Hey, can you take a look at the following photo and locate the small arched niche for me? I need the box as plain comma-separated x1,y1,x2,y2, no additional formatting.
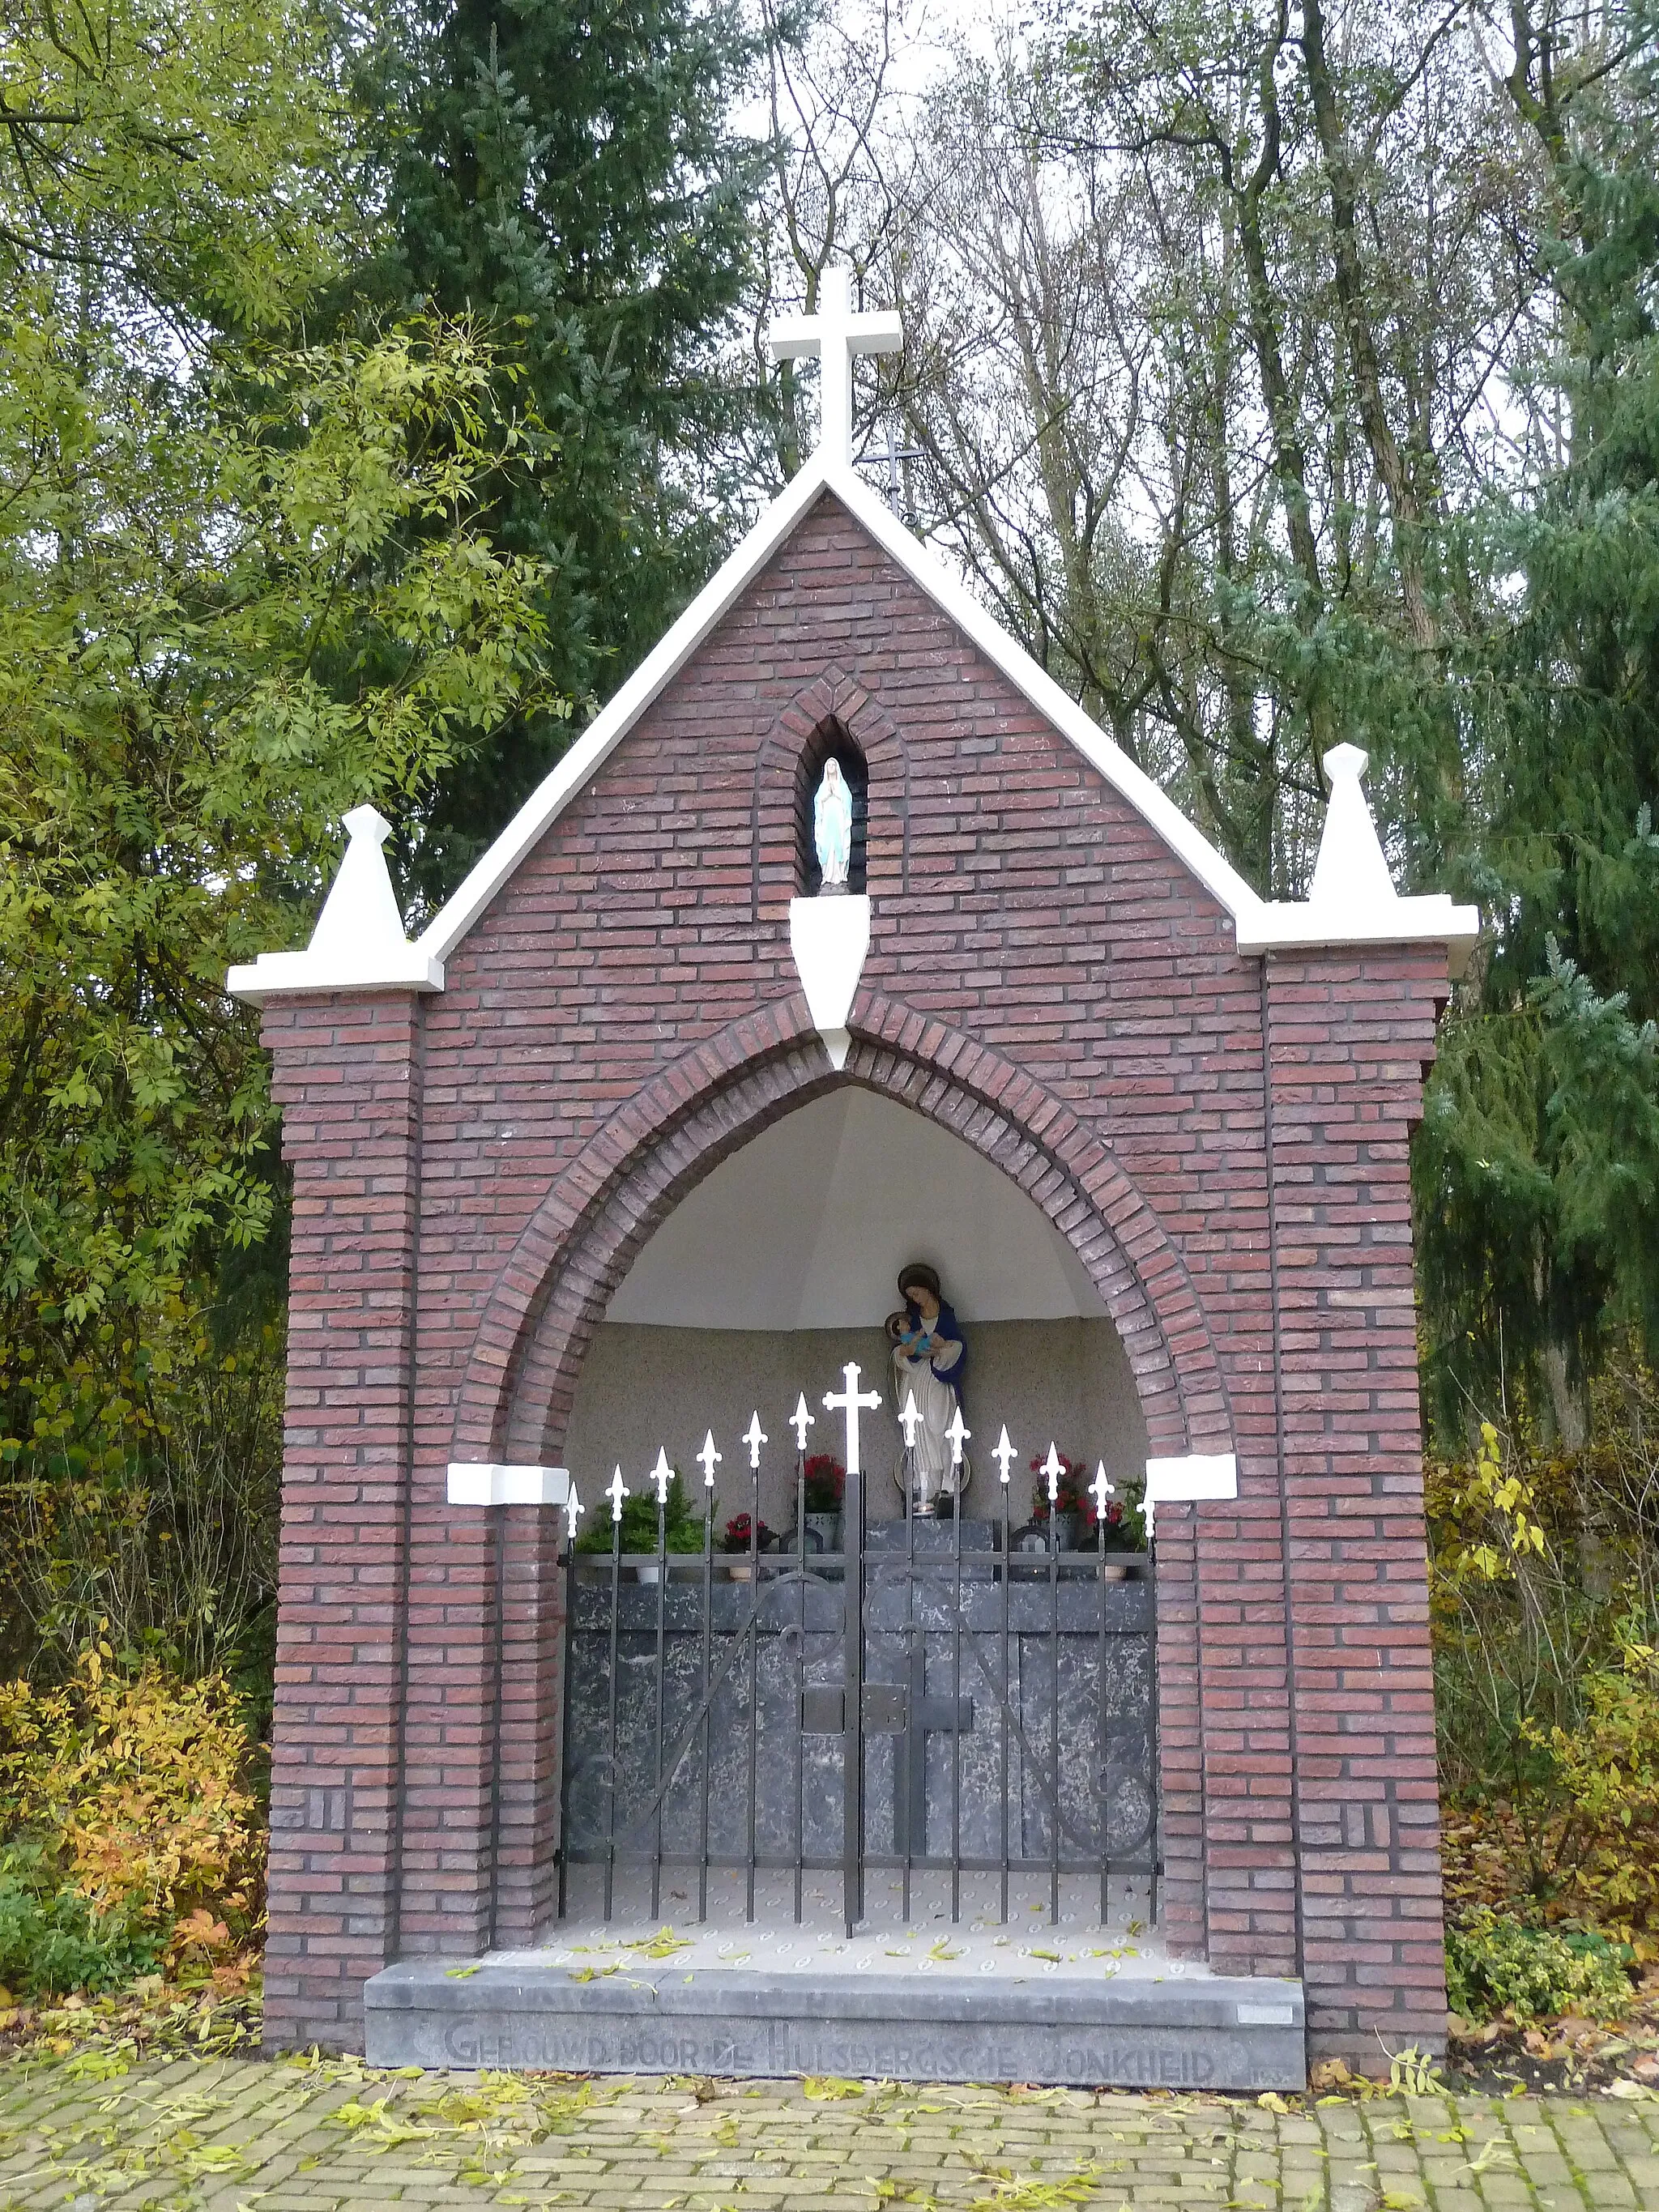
796,718,868,895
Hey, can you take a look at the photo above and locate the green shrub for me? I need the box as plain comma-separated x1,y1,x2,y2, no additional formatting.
1445,1906,1635,2022
0,1647,262,1996
0,1843,162,1997
574,1473,706,1555
0,1648,262,1931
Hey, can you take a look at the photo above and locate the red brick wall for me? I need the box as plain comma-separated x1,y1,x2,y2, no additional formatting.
1266,949,1449,2058
261,993,423,2044
258,488,1447,2059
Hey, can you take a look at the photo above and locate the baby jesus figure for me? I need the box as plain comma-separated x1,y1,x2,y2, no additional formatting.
885,1260,967,1512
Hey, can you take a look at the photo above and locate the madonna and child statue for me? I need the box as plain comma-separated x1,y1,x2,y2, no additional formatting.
886,1262,968,1514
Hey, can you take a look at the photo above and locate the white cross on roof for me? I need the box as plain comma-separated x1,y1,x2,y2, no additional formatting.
767,267,902,469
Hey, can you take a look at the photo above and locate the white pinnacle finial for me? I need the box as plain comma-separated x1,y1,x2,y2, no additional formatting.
1309,743,1397,910
1040,1443,1064,1506
307,804,412,961
696,1430,722,1490
946,1404,970,1468
1091,1463,1115,1519
607,1464,629,1522
899,1390,923,1450
789,1392,815,1455
564,1477,583,1540
767,266,903,469
649,1447,672,1506
992,1426,1017,1485
743,1413,767,1470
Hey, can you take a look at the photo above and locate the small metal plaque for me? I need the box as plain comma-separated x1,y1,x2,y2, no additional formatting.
800,1686,846,1734
862,1682,906,1733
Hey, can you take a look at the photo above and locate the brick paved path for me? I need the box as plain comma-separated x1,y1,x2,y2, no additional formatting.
4,2057,1659,2210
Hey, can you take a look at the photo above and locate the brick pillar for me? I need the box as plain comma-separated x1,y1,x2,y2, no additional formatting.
260,991,423,2051
494,1511,567,1942
1265,948,1448,2062
394,1465,501,1960
1153,1506,1205,1955
1189,1471,1299,1981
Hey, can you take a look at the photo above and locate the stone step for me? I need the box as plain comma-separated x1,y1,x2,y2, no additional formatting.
364,1951,1305,2091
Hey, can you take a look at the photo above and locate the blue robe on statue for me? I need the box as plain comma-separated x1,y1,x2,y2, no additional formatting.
893,1296,967,1509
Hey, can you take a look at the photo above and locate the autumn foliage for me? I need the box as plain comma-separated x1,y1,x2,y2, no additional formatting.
1431,1357,1659,1949
0,1645,262,1994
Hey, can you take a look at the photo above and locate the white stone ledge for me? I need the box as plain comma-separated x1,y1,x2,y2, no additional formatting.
1236,897,1479,968
227,947,445,1004
446,1463,571,1507
1143,1452,1239,1536
789,893,872,1071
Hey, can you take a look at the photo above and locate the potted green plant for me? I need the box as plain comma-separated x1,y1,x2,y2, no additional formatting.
574,1472,706,1579
1081,1472,1148,1579
801,1453,846,1554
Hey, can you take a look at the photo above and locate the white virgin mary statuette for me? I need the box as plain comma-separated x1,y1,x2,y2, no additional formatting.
813,759,853,893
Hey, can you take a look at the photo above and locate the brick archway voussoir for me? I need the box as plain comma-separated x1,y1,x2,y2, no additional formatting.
450,993,1235,1466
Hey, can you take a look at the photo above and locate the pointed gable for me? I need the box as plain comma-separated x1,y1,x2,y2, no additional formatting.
228,458,1475,1006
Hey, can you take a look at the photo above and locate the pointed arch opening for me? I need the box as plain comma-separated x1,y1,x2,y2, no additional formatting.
569,1085,1149,1531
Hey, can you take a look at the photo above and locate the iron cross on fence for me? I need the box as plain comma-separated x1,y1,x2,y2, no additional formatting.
847,1366,976,1860
768,269,902,469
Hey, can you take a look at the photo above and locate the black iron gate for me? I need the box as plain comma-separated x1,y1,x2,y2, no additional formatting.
557,1417,1158,1933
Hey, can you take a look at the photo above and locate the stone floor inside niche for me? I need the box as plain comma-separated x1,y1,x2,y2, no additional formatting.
516,1865,1190,1987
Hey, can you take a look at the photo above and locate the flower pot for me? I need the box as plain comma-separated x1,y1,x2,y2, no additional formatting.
635,1559,666,1583
1099,1558,1132,1583
1047,1511,1080,1553
725,1558,757,1582
804,1511,842,1554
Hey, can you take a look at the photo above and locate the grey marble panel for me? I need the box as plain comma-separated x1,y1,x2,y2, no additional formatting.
562,1558,1154,1875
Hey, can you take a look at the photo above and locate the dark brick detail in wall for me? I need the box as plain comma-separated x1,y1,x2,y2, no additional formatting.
257,487,1449,2061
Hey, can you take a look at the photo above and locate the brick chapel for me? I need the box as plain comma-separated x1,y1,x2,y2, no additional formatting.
230,273,1478,2084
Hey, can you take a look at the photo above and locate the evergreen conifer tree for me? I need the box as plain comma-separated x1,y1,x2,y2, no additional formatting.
359,0,766,906
1415,6,1659,1436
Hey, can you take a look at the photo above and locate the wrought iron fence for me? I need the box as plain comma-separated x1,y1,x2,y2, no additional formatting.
557,1370,1158,1934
